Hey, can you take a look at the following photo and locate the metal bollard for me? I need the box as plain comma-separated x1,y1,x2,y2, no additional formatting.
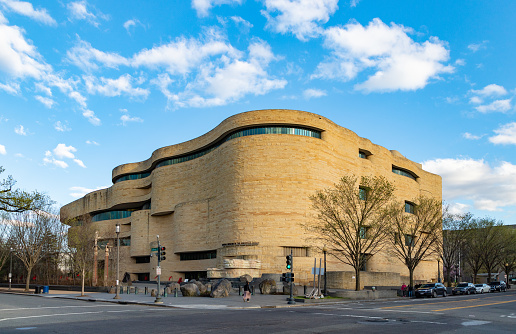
145,286,148,295
239,285,242,296
174,287,178,297
251,286,254,295
164,289,168,297
135,287,139,294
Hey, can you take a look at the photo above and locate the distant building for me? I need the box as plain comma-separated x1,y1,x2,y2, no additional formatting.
60,109,442,288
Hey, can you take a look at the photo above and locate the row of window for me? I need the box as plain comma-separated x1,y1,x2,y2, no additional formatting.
114,126,322,183
92,210,132,222
359,149,419,182
359,228,415,246
179,250,217,261
97,237,131,247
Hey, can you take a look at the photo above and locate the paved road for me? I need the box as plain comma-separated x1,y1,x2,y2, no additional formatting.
1,291,515,333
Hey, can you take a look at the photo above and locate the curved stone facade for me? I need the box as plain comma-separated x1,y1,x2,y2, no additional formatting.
61,109,442,287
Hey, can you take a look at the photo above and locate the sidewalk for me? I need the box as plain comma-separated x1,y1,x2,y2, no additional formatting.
0,287,355,310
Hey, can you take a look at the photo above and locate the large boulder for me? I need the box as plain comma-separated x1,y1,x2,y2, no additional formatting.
167,282,181,292
240,274,252,283
282,283,299,295
210,279,232,298
181,283,200,297
259,279,276,294
191,280,207,294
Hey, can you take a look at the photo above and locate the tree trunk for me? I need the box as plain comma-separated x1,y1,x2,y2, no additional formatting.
487,270,491,282
355,268,361,291
81,267,85,296
409,268,414,289
25,266,33,292
473,272,477,284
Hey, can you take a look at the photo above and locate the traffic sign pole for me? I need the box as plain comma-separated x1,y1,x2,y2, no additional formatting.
154,236,163,304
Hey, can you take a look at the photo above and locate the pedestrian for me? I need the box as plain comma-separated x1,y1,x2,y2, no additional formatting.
408,285,413,298
401,283,407,297
243,281,251,302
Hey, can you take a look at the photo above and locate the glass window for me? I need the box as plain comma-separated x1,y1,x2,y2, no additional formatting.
91,210,131,222
392,166,417,181
115,126,322,183
359,226,367,239
405,234,415,247
179,250,217,261
359,187,367,200
405,201,415,214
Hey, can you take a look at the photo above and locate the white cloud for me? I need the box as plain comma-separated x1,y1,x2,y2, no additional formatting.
0,81,20,94
467,40,488,52
121,114,143,125
43,151,68,169
231,16,253,30
0,21,51,79
471,84,507,97
261,0,339,41
69,185,107,198
455,58,466,66
447,202,470,215
313,18,453,92
14,153,23,157
67,1,108,27
0,144,6,155
44,144,86,168
469,96,483,104
86,140,99,145
132,35,238,75
73,158,86,168
350,0,360,7
475,99,512,113
67,38,129,71
0,0,56,25
123,19,144,34
84,74,149,99
53,143,77,159
423,158,516,211
81,109,100,126
463,132,483,140
54,121,71,132
171,41,287,108
192,0,243,17
489,122,516,145
14,124,26,135
35,95,54,108
303,88,326,99
35,82,51,96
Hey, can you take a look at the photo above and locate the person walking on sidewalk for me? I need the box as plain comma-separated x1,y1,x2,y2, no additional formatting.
243,281,251,302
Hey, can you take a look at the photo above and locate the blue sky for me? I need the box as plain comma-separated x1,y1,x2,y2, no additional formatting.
0,0,515,223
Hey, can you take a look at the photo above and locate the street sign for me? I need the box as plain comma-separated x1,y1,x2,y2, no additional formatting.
311,267,325,275
151,247,158,251
156,266,161,275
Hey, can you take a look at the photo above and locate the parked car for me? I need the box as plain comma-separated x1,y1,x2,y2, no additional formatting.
452,283,476,295
488,281,507,292
474,283,490,294
415,283,447,298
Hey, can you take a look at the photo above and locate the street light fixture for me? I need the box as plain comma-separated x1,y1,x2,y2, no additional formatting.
323,246,327,296
9,247,13,291
113,223,121,300
505,263,510,289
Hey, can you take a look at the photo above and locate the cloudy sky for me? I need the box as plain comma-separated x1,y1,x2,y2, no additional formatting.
0,0,515,223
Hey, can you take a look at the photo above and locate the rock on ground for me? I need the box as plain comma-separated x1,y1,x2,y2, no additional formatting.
210,279,232,298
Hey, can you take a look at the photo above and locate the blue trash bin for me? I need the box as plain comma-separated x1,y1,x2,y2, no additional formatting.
42,286,49,293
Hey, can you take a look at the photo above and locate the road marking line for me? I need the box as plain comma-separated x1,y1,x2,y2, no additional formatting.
433,299,516,311
381,299,481,309
411,320,447,325
0,305,118,312
374,309,444,315
0,311,104,322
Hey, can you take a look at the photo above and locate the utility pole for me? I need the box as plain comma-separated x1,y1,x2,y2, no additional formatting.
104,242,110,286
114,224,120,300
9,247,13,291
93,231,98,286
155,235,165,304
287,250,295,304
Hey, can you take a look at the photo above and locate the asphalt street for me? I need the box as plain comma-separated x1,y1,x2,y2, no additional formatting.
1,290,515,333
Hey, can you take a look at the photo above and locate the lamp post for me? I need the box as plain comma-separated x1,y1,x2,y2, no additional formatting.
9,247,13,291
437,258,441,283
114,223,121,300
323,246,327,296
505,263,510,289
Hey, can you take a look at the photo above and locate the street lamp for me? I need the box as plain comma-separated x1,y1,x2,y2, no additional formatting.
323,246,327,296
9,247,13,291
437,258,441,283
113,223,121,300
505,263,510,289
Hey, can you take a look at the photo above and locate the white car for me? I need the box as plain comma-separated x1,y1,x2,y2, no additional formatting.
475,283,490,293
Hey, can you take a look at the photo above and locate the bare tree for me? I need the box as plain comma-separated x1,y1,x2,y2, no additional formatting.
463,218,486,284
478,218,506,282
67,216,95,296
1,166,45,213
10,207,57,291
500,228,516,288
308,175,395,291
386,196,442,289
440,211,471,286
0,214,12,273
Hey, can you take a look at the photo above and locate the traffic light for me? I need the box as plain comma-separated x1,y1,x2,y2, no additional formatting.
286,255,292,269
158,246,166,261
281,272,295,282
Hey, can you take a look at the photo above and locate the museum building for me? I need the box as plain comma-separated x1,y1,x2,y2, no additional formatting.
60,109,442,287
